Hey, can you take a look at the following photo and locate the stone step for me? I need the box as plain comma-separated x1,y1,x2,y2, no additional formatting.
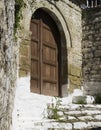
16,104,101,127
14,120,101,130
13,96,101,130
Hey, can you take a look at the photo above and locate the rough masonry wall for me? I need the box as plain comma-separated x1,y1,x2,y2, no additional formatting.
82,7,101,95
0,0,17,130
19,0,82,94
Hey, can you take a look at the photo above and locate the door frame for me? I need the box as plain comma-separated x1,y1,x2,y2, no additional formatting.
30,17,61,96
30,8,68,97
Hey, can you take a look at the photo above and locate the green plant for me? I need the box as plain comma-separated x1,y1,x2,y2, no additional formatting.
95,94,101,104
14,0,37,37
76,99,86,104
14,0,26,34
47,97,62,120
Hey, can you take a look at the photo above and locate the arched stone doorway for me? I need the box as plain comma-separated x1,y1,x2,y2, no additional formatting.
30,8,62,96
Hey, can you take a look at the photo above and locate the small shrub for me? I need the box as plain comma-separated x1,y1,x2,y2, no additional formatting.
47,97,62,120
95,94,101,104
77,99,87,104
14,0,26,35
72,96,87,104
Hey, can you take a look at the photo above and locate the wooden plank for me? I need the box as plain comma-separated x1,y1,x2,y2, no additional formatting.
41,20,58,96
30,20,40,94
30,18,59,96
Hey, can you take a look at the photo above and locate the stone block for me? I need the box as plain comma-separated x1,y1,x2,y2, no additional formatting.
83,81,101,95
94,50,101,57
93,42,101,46
86,95,95,104
20,44,29,57
68,83,81,94
19,70,28,77
72,96,87,104
70,65,81,77
21,40,31,45
84,53,94,59
82,48,91,53
19,30,31,40
0,2,4,9
69,75,81,86
68,64,71,74
19,56,30,71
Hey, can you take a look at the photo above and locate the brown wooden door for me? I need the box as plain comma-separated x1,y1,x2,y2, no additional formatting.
30,19,59,96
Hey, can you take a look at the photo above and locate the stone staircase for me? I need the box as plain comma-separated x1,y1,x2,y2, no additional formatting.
11,78,101,130
13,102,101,130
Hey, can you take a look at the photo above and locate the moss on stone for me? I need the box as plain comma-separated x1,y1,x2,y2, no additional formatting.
14,0,26,34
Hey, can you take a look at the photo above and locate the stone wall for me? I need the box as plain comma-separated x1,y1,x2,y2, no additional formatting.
82,7,101,95
19,0,82,95
0,0,17,130
58,0,82,93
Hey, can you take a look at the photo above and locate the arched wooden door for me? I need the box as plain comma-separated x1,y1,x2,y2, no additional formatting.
30,10,60,96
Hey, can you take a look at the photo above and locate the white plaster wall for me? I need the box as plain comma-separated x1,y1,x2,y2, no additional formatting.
11,76,52,130
11,76,30,130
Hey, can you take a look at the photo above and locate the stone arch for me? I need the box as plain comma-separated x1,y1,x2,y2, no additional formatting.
22,1,71,48
30,7,68,97
20,1,73,96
